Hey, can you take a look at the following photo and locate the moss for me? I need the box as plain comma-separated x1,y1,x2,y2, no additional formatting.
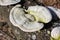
50,37,60,40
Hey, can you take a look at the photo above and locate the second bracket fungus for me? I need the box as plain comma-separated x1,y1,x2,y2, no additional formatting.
51,27,60,40
0,0,21,6
48,6,60,19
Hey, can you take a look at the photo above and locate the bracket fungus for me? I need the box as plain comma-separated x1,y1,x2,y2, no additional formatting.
0,0,21,6
48,6,60,19
9,5,44,32
51,27,60,40
26,6,52,23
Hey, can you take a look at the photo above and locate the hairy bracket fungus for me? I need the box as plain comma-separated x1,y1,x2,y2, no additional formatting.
9,5,44,32
51,27,60,40
0,0,21,6
26,6,52,23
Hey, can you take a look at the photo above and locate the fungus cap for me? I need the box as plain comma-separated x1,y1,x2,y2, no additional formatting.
51,27,60,39
27,6,52,23
9,5,44,32
0,0,21,6
48,6,60,19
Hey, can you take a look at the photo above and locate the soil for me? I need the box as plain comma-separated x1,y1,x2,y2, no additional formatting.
0,0,60,40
